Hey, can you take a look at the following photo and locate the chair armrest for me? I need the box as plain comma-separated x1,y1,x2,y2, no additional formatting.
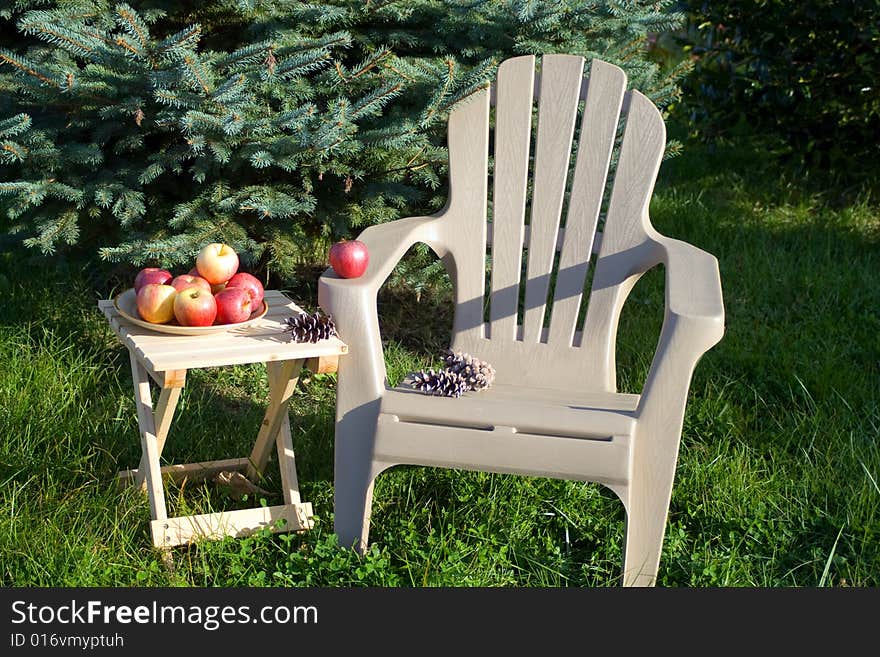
318,215,440,408
636,235,725,422
657,236,725,329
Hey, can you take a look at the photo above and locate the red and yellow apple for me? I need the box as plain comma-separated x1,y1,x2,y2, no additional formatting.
134,267,172,292
329,239,369,279
173,286,217,326
214,287,253,325
195,243,239,285
226,272,264,308
170,274,212,295
136,284,177,324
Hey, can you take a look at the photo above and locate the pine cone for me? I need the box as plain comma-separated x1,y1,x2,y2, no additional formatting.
282,311,337,343
409,369,470,398
442,349,495,391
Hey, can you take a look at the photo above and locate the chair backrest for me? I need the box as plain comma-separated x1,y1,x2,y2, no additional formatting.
439,54,667,394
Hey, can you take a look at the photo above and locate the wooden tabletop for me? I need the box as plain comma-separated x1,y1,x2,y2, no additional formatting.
98,289,348,374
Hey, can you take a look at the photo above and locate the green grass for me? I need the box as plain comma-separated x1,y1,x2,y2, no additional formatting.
1,138,878,587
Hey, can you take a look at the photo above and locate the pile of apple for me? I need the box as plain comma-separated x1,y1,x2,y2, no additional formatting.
134,243,265,327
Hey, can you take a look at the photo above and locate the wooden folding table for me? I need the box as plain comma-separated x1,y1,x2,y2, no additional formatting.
98,290,347,549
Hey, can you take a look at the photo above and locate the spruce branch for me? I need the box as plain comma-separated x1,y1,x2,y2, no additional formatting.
349,82,404,120
349,49,394,80
210,74,248,104
0,49,59,87
274,50,334,80
0,113,32,138
420,58,456,127
156,25,202,57
23,209,80,254
16,14,98,56
1,142,28,163
179,51,213,94
114,4,150,51
216,39,275,70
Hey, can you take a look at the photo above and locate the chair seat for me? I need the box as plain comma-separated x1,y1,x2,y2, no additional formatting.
381,382,639,440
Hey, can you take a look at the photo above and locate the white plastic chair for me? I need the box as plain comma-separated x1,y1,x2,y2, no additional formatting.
318,55,725,586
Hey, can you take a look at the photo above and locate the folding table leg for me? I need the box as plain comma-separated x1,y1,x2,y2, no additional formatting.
134,385,182,488
270,362,302,505
246,359,304,483
129,353,168,529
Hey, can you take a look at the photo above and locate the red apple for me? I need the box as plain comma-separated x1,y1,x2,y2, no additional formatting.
136,284,177,324
173,286,217,327
134,267,172,292
196,243,239,285
226,272,264,308
329,240,369,279
214,287,253,325
170,274,212,295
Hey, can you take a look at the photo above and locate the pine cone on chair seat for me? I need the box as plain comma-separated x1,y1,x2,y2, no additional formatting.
409,368,470,398
442,349,495,391
282,311,337,343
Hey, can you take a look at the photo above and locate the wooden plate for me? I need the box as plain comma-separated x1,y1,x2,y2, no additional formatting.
113,288,269,336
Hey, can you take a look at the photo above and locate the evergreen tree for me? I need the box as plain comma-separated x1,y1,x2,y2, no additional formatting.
0,0,686,280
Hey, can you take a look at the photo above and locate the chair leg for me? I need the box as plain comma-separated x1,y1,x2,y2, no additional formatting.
621,470,676,587
334,469,377,555
332,397,383,554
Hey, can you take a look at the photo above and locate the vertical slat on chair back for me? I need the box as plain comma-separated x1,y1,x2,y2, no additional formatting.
519,55,584,344
578,90,666,390
443,81,491,344
488,55,535,342
445,55,665,392
546,61,626,347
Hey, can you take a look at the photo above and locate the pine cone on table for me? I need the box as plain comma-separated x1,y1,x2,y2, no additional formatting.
282,311,337,343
